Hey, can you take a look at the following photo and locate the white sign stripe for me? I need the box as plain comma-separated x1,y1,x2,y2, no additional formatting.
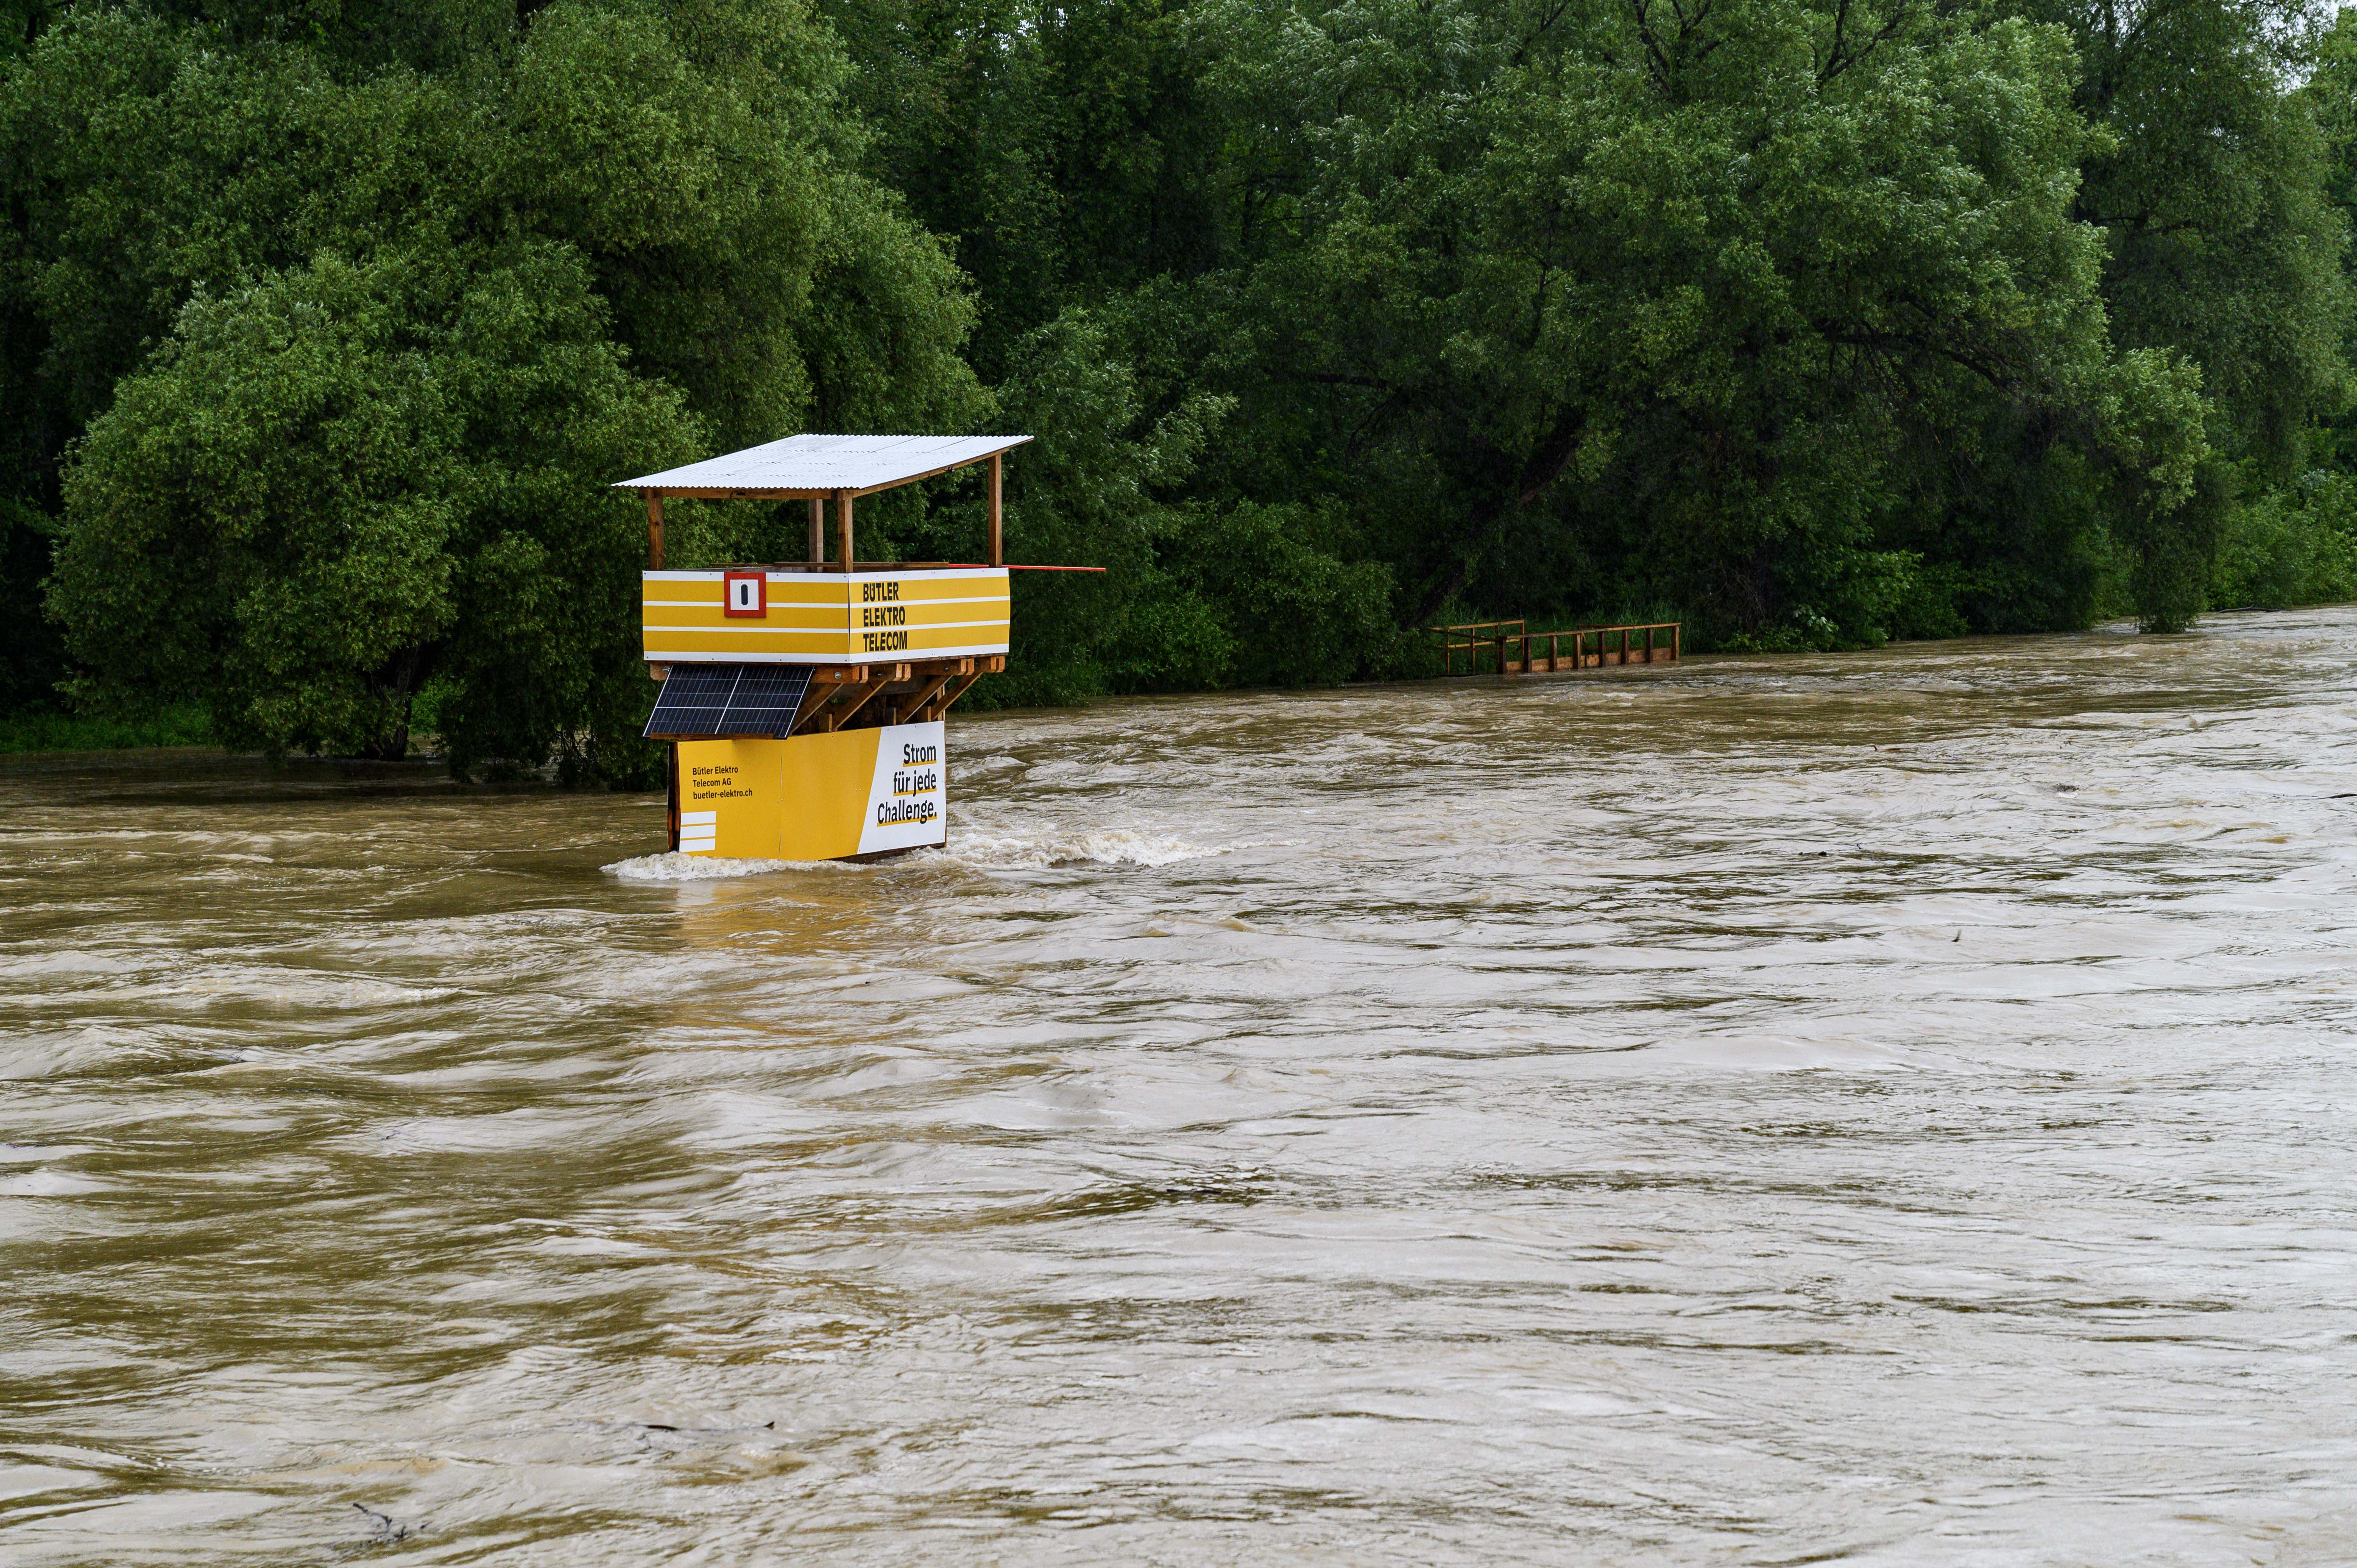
640,567,1007,579
643,642,1011,663
642,596,1009,609
646,618,1010,632
857,722,947,855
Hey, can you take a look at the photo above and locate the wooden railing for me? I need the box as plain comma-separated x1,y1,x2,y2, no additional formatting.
1429,620,1680,676
1430,620,1524,676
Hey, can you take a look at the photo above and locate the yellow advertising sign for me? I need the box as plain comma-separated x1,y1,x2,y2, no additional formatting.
644,569,1009,665
675,722,947,861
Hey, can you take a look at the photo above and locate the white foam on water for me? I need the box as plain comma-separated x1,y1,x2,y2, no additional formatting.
932,828,1228,871
603,852,821,882
607,832,1225,880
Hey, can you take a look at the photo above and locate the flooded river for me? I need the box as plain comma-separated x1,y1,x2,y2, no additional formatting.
4,609,2356,1565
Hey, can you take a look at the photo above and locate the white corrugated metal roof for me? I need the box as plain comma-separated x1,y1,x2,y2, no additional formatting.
615,433,1032,494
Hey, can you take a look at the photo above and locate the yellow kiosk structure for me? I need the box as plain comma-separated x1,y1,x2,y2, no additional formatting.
620,433,1030,862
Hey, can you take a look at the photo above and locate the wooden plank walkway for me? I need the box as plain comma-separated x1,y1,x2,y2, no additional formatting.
1428,620,1680,676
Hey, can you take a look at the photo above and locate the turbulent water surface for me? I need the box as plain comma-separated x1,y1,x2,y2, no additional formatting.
4,609,2356,1565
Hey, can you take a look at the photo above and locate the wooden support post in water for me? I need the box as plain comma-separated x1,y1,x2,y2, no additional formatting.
645,492,665,570
665,740,679,849
988,452,1003,567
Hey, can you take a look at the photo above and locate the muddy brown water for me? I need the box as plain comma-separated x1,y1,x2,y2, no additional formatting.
4,609,2356,1565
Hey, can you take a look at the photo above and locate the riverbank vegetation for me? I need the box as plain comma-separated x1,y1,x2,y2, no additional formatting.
2,0,2353,774
0,703,211,755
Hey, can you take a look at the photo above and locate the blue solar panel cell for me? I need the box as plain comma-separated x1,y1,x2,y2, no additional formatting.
644,664,813,739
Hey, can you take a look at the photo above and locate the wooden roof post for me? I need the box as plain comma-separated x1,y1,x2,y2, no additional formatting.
988,452,1003,567
838,489,854,573
645,491,665,570
807,498,823,564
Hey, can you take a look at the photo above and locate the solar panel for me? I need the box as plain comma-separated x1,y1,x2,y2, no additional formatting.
643,663,813,739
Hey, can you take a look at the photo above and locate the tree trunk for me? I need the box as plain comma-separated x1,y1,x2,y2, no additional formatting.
1408,404,1591,624
361,646,428,761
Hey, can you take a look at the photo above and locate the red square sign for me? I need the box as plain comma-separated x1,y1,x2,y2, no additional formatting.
723,571,767,618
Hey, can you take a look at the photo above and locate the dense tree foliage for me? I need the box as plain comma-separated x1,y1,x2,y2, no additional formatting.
5,0,980,768
1,0,2350,765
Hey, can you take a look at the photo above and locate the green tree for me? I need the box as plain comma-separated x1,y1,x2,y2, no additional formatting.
823,0,1225,381
9,0,984,761
2040,0,2348,472
2023,0,2350,629
1169,0,2210,639
49,244,698,770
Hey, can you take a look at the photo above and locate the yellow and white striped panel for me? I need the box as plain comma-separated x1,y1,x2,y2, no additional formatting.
643,568,1010,664
641,572,849,661
846,570,1011,660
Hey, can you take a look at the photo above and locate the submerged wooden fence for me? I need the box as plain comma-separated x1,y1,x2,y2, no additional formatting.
1428,619,1680,677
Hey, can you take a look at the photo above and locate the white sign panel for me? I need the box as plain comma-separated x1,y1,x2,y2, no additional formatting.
857,722,947,855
